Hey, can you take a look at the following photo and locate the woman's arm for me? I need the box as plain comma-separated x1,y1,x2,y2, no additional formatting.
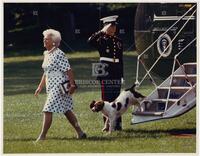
66,69,76,95
34,73,46,96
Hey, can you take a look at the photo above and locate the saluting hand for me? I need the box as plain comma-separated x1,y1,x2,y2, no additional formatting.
101,23,112,33
101,23,116,36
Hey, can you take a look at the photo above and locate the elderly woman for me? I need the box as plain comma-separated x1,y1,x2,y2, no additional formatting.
35,29,86,141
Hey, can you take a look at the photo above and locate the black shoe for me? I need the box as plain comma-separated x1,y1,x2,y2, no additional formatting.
78,133,87,139
115,126,122,131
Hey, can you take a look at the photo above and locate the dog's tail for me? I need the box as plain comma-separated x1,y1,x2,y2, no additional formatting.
125,84,136,92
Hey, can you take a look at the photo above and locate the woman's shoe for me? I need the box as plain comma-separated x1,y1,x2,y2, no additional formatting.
35,135,46,142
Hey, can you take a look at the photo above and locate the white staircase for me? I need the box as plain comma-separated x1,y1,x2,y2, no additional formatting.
132,62,196,124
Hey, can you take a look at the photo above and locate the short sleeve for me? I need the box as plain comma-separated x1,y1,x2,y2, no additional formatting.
43,50,48,55
57,52,71,72
42,51,48,72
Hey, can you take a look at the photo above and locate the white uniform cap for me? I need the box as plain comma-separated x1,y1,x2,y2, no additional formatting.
100,15,119,24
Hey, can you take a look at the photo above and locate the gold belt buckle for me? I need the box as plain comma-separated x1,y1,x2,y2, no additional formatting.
113,58,115,62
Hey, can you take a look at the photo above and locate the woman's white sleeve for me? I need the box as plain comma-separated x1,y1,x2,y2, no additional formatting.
58,53,71,72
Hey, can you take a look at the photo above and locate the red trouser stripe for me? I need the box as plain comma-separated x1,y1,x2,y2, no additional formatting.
101,80,105,100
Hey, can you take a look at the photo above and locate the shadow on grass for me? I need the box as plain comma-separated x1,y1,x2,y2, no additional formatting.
48,136,113,141
4,138,37,142
4,136,112,142
4,127,196,143
123,128,196,136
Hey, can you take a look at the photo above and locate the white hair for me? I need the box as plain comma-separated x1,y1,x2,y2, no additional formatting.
43,29,62,47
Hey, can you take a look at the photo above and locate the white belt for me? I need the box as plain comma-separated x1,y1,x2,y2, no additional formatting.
100,57,119,63
46,71,63,77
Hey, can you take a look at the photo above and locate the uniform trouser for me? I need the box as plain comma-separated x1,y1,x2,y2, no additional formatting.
100,79,122,130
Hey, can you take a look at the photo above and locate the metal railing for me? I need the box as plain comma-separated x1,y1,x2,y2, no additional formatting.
135,5,196,88
164,38,196,112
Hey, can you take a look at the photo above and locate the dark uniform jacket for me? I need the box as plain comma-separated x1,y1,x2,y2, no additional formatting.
88,31,124,80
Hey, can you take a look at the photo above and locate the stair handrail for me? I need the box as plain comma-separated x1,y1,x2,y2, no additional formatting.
135,5,196,88
164,38,196,112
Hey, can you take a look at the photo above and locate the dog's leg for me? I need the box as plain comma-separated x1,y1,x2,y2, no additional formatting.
139,102,145,112
109,116,116,133
133,103,143,112
102,116,109,132
138,104,143,112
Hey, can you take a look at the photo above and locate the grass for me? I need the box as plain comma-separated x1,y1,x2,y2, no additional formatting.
4,51,196,153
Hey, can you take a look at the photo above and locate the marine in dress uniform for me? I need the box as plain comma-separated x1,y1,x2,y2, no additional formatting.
88,15,124,130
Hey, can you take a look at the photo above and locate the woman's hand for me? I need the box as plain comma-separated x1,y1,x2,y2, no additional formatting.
34,86,42,97
66,69,77,95
68,84,77,95
35,73,46,97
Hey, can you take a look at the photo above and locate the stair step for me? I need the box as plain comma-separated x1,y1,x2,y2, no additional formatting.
133,111,164,116
183,63,196,74
183,62,197,66
172,74,196,78
171,75,196,86
158,86,191,90
157,90,186,99
152,99,178,102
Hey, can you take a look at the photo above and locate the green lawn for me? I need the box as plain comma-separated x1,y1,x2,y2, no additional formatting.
4,51,196,153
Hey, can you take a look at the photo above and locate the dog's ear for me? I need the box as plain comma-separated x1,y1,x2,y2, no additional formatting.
90,100,96,109
96,100,105,111
96,100,104,106
99,100,104,104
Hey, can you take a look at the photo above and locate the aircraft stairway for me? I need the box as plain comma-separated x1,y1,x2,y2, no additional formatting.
132,62,196,124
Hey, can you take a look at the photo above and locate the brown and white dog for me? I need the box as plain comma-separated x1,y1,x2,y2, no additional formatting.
89,84,145,132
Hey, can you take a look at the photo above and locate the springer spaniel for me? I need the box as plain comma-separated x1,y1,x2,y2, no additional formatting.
90,84,145,133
